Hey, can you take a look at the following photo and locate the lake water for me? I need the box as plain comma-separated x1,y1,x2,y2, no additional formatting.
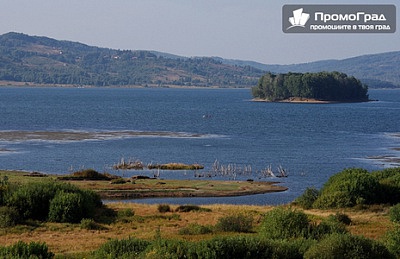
0,87,399,205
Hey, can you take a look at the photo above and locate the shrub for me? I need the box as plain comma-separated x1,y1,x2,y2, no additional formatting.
97,236,314,259
0,206,20,227
260,207,311,239
94,237,151,259
196,236,311,259
179,223,213,235
196,236,275,259
215,213,253,233
384,227,400,258
371,167,400,204
378,173,400,204
118,208,135,218
48,191,84,223
310,217,348,240
157,204,171,213
0,175,9,206
328,212,352,225
117,208,135,223
304,233,394,259
372,167,400,181
144,238,193,259
294,187,319,209
6,182,102,222
175,204,211,212
95,206,118,224
313,168,381,209
80,218,103,230
389,203,400,223
70,169,110,180
0,241,54,259
6,181,61,220
111,178,127,184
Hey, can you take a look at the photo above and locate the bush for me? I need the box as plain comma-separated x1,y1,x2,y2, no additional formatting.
118,208,135,218
175,204,211,212
179,223,213,235
6,182,60,220
0,241,54,259
6,182,102,222
48,191,84,223
304,233,394,259
111,178,127,184
80,218,102,230
372,168,400,204
384,227,400,258
94,236,315,259
261,207,311,239
389,203,400,223
313,168,381,209
310,217,348,240
144,238,192,259
94,237,151,259
294,187,319,209
0,206,20,227
117,208,135,223
328,212,352,225
0,175,9,206
196,236,311,259
157,204,171,213
69,169,111,180
215,213,253,233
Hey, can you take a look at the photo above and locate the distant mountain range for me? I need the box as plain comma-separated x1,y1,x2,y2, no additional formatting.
0,32,399,88
214,52,400,88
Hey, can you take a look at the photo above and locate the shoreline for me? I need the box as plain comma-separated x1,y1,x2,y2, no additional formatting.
0,81,250,89
253,97,373,104
253,97,334,104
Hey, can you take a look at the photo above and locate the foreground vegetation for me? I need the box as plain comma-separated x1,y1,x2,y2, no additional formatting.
0,167,400,258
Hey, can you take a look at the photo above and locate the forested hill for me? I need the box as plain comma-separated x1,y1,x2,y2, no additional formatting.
217,51,400,88
0,32,264,87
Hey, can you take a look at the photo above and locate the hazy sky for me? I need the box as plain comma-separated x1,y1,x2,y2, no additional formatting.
0,0,398,64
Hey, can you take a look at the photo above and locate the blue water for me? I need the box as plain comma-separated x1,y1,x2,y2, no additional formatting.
0,87,399,205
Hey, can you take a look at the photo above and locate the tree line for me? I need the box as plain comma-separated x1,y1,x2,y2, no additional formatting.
252,71,369,102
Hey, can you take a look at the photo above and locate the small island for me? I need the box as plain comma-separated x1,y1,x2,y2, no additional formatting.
252,71,369,103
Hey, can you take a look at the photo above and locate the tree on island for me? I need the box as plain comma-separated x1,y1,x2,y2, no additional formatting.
252,71,369,102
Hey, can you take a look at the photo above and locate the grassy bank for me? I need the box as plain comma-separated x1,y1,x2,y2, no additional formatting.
0,170,287,199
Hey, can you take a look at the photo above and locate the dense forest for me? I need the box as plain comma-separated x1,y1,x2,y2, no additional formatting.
252,71,369,102
0,32,263,87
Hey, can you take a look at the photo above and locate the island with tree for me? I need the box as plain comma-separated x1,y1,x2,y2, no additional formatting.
252,71,369,103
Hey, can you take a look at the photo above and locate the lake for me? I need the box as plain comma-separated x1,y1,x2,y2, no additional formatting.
0,87,399,205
